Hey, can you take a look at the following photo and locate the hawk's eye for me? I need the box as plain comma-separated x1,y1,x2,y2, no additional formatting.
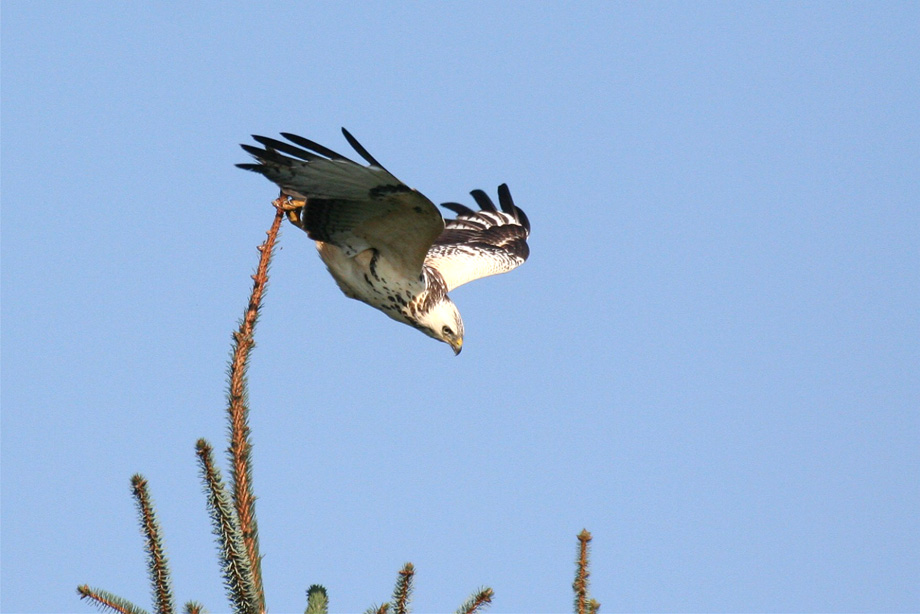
442,326,453,337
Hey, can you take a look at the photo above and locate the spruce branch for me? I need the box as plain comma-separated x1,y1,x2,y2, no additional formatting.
196,438,259,614
225,200,284,614
392,563,415,614
455,587,494,614
364,603,390,614
77,585,150,614
304,584,329,614
183,602,206,614
573,529,600,614
130,475,175,614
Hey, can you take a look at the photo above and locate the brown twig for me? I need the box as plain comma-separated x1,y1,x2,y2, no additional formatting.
226,200,285,614
392,563,415,614
455,587,494,614
77,585,149,614
574,529,595,614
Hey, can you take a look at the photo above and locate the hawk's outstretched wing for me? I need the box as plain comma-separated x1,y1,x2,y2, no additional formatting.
238,129,444,279
426,184,531,292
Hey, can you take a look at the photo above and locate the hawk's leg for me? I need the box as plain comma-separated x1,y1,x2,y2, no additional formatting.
272,194,307,229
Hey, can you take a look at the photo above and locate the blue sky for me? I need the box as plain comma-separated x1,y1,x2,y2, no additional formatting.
2,2,918,612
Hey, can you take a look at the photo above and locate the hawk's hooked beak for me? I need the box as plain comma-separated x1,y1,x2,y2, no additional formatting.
450,338,463,355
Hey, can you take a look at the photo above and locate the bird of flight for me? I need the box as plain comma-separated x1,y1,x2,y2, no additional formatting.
238,129,531,354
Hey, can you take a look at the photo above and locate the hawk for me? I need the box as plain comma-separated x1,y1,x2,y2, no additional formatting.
238,129,531,354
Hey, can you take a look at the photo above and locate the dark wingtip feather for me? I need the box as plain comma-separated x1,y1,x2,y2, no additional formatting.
440,202,477,217
470,189,498,211
251,135,318,161
239,143,295,167
240,143,267,157
341,127,388,170
496,184,530,232
498,183,530,232
280,132,351,161
497,183,514,212
515,205,531,233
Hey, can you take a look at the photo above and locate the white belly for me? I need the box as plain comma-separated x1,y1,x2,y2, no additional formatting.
315,242,426,325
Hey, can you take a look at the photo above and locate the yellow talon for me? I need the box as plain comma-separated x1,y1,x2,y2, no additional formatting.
273,195,306,227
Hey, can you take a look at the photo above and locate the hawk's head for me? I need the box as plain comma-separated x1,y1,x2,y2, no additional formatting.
415,296,465,355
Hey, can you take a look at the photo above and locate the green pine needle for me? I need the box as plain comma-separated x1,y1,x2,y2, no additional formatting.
130,475,175,614
454,587,494,614
196,439,259,614
305,584,328,614
77,585,150,614
392,563,414,614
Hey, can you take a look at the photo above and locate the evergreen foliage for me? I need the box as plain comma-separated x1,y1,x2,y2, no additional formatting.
304,585,329,614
